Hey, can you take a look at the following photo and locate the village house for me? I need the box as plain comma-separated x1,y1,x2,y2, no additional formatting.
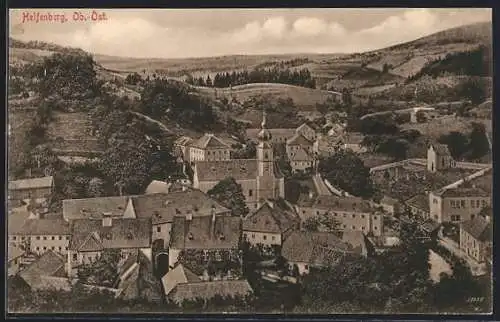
19,250,71,291
193,112,285,210
67,216,152,277
459,212,492,265
174,136,193,161
168,213,242,278
341,132,366,153
286,133,314,158
404,194,430,218
242,201,300,249
429,186,491,223
282,231,367,275
295,122,318,142
289,147,315,173
162,263,253,305
8,246,25,276
313,134,341,158
62,189,230,250
427,143,456,173
295,195,384,237
9,176,54,203
189,133,232,163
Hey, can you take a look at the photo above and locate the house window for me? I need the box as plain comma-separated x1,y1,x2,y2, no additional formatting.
304,265,309,270
482,200,487,207
263,235,267,240
471,200,475,208
343,224,346,228
73,253,78,261
272,236,276,241
43,246,47,250
374,226,378,230
22,237,25,241
433,199,438,204
450,200,455,208
215,251,222,261
66,236,70,240
460,200,466,208
51,246,55,250
451,215,460,222
249,189,253,197
361,215,365,219
351,226,355,230
252,234,255,239
59,247,62,251
59,236,63,240
43,236,47,240
476,200,480,208
373,216,378,220
66,247,68,250
471,214,475,220
52,236,55,240
157,226,161,233
317,211,320,215
362,227,365,230
36,247,40,251
12,236,16,241
243,233,247,239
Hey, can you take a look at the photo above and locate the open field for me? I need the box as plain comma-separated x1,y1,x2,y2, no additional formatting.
401,115,492,139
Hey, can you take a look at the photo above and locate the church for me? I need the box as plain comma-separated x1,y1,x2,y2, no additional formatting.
193,112,285,210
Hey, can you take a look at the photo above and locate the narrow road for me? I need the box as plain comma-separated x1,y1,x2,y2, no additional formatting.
130,111,173,134
360,105,433,120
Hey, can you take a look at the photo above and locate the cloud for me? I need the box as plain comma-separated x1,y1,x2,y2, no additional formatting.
9,9,492,58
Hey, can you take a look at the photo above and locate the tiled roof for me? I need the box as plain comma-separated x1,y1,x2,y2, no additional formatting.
289,146,313,162
436,187,490,198
63,196,130,221
287,133,314,146
132,190,229,225
243,202,299,234
405,194,430,212
12,218,70,235
19,250,66,288
174,136,192,146
461,216,492,242
168,280,253,304
195,159,258,181
191,134,230,149
170,215,241,250
145,180,169,194
9,176,54,191
430,143,451,156
246,128,295,140
69,218,151,251
161,263,201,296
8,246,24,262
296,122,317,132
8,208,31,235
282,231,363,265
312,195,372,213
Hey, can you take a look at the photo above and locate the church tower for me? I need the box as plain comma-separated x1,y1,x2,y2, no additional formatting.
256,111,276,203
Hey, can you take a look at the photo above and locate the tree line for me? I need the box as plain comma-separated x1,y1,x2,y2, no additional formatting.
185,67,316,89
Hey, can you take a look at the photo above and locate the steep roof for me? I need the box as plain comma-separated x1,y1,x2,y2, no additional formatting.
430,143,451,156
287,133,314,146
63,195,130,221
195,159,258,181
191,134,230,149
405,194,430,212
296,122,316,133
174,136,193,146
243,202,299,234
145,180,169,194
435,187,489,198
312,195,372,213
289,146,313,162
170,215,241,250
132,190,229,225
461,216,492,242
19,250,66,289
168,280,253,304
161,263,201,296
69,218,151,251
282,231,363,266
9,176,54,191
12,218,71,235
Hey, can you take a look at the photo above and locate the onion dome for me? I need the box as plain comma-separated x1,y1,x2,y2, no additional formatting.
257,111,272,141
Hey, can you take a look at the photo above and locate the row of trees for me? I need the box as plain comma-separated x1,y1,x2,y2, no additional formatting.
186,67,316,89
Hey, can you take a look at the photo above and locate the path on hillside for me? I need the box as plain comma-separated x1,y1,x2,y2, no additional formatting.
360,105,433,120
130,111,173,134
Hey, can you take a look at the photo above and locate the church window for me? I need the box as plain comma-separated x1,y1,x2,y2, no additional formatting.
249,189,253,197
265,152,269,159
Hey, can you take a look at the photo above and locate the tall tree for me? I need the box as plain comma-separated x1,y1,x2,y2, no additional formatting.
207,177,249,217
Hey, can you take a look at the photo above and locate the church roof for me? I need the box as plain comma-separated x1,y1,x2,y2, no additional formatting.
287,133,314,146
195,159,258,181
289,147,313,162
191,134,230,149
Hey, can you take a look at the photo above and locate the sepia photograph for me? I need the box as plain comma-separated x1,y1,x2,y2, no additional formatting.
6,8,493,315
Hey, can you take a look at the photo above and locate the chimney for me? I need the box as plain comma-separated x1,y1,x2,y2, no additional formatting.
186,210,193,221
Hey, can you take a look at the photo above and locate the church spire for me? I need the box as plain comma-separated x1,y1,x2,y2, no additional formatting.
257,109,272,142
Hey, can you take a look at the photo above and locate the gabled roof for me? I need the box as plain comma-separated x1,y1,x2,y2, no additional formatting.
69,218,151,251
461,216,492,242
243,202,299,234
430,143,451,156
132,190,229,225
11,218,70,235
168,280,253,304
170,215,241,250
195,160,258,181
296,122,317,132
9,176,54,191
161,263,201,296
191,134,230,149
312,195,372,213
174,136,193,146
435,187,489,198
63,196,130,221
289,147,313,162
282,231,363,266
287,133,314,146
405,194,430,212
19,250,66,289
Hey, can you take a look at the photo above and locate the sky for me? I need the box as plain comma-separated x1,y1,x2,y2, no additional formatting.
9,8,492,59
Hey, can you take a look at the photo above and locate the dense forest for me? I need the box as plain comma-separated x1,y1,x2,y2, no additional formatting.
185,66,316,89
